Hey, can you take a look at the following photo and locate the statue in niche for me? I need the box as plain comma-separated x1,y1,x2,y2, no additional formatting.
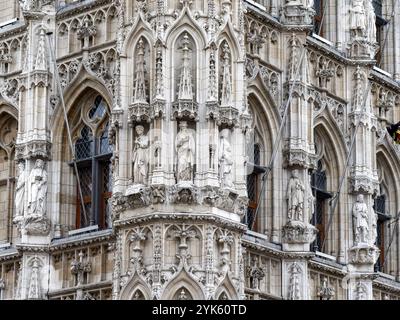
306,0,314,8
132,125,149,185
352,194,370,245
287,170,305,221
306,171,315,220
28,159,47,216
364,0,377,44
175,121,195,183
371,211,378,246
350,0,366,37
219,129,234,189
15,162,27,220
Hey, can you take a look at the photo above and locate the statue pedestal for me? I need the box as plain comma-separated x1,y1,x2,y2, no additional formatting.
349,38,378,59
280,3,315,25
22,215,50,236
348,244,379,272
282,220,317,252
346,244,379,300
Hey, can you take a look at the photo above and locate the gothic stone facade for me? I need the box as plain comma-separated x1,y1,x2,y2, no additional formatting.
0,0,400,300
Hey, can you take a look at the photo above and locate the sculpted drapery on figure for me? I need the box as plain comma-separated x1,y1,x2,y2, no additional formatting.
350,0,367,37
364,0,377,43
28,159,47,216
15,162,27,220
352,194,370,245
219,129,234,189
132,125,149,185
287,170,305,221
175,121,195,183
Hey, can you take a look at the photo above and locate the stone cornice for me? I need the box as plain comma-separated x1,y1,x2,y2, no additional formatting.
0,248,20,262
308,84,348,105
50,229,114,252
242,237,315,260
373,276,400,294
306,36,375,67
56,0,113,21
245,1,314,33
0,23,27,41
56,40,117,64
244,1,282,30
244,288,283,300
308,257,347,276
48,280,112,297
114,212,247,233
370,70,400,94
246,54,283,74
15,244,50,253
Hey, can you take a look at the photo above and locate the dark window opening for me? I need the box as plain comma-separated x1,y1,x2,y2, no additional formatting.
73,96,112,231
245,144,263,230
313,0,324,36
310,160,332,252
373,194,390,272
373,0,389,66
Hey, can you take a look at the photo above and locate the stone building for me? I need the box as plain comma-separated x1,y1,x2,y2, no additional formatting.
0,0,399,300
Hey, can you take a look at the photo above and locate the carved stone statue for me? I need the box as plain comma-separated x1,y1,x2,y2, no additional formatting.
364,0,377,44
175,121,195,182
287,170,305,221
306,0,314,8
15,162,27,220
371,211,378,246
350,0,366,37
132,125,149,185
352,194,370,245
219,129,234,189
28,159,47,216
306,172,315,221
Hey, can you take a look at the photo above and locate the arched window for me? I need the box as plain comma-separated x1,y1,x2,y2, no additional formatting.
246,143,262,229
311,160,332,252
0,111,17,243
373,0,388,66
72,96,113,230
374,152,400,275
313,0,324,35
374,188,389,272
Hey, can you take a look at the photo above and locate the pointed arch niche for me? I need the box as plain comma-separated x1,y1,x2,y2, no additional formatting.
0,105,18,243
375,149,399,275
161,269,204,300
56,87,113,235
312,122,346,258
173,32,197,103
245,92,275,237
132,36,151,105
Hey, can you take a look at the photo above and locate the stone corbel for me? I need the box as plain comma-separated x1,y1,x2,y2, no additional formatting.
348,244,380,266
23,215,51,236
349,175,379,195
15,141,52,161
283,148,317,169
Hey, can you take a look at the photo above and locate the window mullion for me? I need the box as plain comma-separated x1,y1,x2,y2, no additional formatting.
91,139,99,226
